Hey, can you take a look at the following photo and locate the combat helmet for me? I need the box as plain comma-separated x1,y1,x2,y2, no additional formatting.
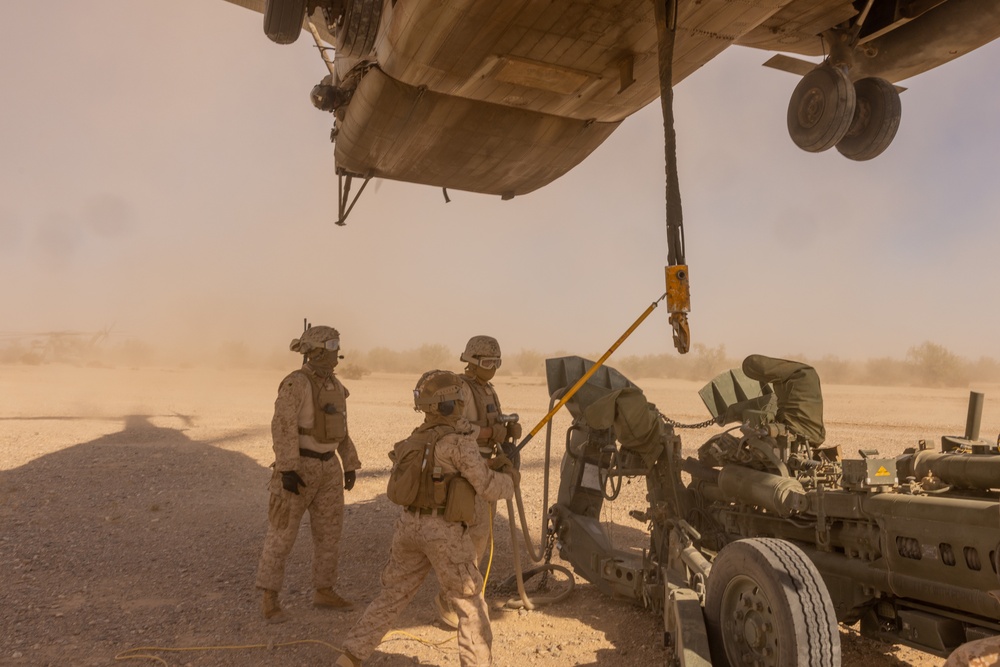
460,335,502,369
289,326,340,354
413,370,465,417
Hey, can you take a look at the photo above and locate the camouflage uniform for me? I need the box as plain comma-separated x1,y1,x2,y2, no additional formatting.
256,364,361,593
459,371,506,562
342,430,514,666
943,637,1000,667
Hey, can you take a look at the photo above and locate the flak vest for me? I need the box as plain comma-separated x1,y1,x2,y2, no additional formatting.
460,375,501,456
294,369,348,444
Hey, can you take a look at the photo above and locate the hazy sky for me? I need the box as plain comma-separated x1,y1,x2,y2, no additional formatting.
2,2,998,363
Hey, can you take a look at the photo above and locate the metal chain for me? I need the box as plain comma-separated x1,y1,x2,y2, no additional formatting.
661,414,717,429
538,526,557,590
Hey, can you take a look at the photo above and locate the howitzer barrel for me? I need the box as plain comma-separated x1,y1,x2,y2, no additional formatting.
805,547,1000,621
717,466,808,517
913,450,1000,490
966,391,985,441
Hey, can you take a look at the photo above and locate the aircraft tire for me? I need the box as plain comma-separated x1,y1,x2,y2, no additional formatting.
336,0,383,58
263,0,307,45
787,63,856,153
706,537,841,667
836,77,902,161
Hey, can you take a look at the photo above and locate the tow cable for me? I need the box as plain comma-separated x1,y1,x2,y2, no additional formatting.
654,0,692,355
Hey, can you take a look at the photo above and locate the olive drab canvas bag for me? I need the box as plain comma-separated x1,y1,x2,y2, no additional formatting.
386,424,455,508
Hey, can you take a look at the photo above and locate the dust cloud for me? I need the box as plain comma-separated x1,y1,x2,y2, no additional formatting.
2,2,1000,378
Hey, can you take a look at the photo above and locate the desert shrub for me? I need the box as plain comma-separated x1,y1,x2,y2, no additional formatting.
339,363,371,380
906,341,969,387
811,355,860,385
689,344,736,381
511,349,544,376
363,344,453,374
416,343,451,369
615,344,735,381
863,356,912,386
968,356,1000,383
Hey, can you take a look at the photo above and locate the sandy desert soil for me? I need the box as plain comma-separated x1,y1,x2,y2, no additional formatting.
2,363,999,667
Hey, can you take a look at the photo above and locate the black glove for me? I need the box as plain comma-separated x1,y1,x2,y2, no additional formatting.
344,470,356,491
506,421,523,442
281,470,306,495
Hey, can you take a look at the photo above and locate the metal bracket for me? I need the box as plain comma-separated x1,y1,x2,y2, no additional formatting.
336,169,373,226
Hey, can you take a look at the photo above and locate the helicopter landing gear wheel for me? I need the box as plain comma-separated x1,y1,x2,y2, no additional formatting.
336,0,383,58
787,63,856,153
836,77,901,161
263,0,307,44
706,538,840,667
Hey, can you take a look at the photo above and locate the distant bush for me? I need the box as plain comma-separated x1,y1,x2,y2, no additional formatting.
1,335,996,390
968,356,1000,383
907,341,969,387
510,349,545,376
339,363,371,380
617,344,736,381
810,355,858,385
358,344,454,374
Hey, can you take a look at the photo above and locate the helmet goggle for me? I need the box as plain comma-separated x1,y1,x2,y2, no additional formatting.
473,356,502,370
322,338,340,351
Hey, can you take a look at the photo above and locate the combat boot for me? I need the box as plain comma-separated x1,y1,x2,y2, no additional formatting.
335,651,362,667
434,592,459,629
313,587,353,609
261,589,288,624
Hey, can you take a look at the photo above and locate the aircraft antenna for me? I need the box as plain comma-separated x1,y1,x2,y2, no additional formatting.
307,20,336,78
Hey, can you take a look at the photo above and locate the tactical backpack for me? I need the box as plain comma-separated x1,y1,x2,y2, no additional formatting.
386,424,476,522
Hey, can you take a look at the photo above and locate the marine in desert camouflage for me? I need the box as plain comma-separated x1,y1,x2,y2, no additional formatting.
255,325,361,623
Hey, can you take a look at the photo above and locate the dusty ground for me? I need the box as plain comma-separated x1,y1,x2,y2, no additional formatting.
2,363,998,667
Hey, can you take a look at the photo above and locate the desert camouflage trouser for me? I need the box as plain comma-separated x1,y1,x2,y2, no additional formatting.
343,510,493,666
255,455,345,592
943,636,1000,667
468,496,495,566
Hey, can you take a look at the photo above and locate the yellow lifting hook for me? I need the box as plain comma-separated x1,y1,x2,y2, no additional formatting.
665,264,690,354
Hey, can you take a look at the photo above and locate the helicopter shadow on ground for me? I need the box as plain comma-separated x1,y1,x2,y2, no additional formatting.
0,414,416,666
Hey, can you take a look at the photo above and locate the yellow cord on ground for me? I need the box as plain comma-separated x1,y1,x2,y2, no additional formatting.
381,629,458,650
115,638,341,664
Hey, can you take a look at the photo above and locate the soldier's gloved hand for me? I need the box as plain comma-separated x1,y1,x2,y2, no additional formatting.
506,421,522,442
489,454,513,472
506,466,521,487
344,470,356,491
281,470,306,495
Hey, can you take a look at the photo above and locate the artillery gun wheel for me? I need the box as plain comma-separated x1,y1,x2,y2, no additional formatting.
263,0,308,44
706,538,840,667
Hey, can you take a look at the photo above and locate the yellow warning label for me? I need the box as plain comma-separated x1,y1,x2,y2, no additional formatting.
875,466,891,477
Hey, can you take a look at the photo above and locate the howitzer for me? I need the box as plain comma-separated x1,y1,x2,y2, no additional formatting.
542,355,1000,666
